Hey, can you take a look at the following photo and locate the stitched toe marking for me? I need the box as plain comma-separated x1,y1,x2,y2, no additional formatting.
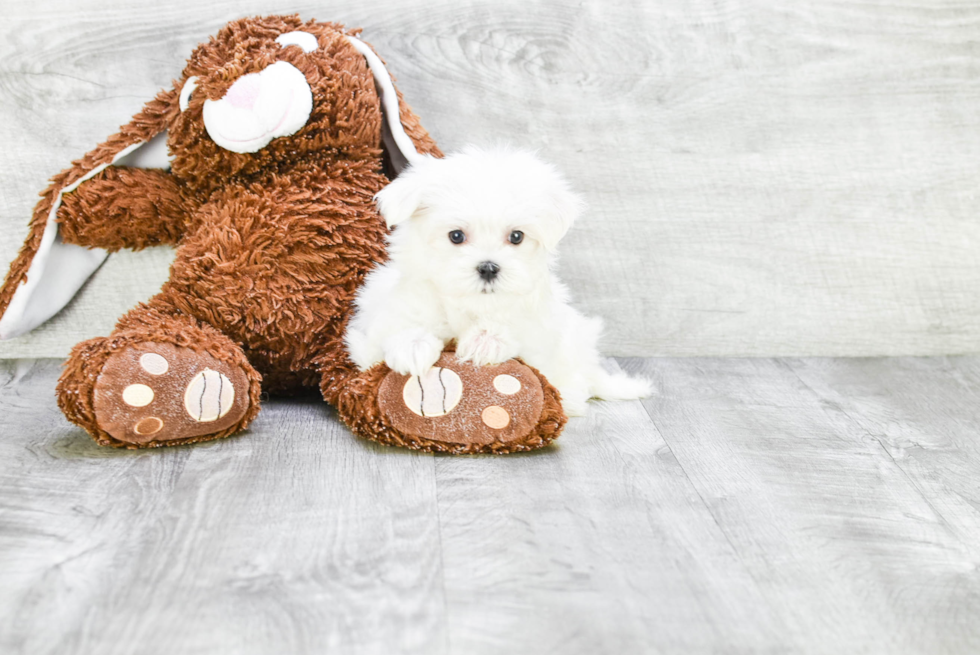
184,369,235,423
402,367,463,418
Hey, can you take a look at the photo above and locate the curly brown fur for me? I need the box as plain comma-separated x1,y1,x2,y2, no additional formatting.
58,167,193,250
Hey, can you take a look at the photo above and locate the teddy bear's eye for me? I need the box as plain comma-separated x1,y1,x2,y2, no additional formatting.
448,230,466,245
179,76,198,112
276,31,319,53
508,230,524,245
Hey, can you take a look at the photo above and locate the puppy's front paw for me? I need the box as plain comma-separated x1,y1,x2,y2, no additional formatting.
384,329,444,377
456,329,518,367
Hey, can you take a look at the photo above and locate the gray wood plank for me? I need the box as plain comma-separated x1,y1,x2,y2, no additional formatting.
7,356,980,654
784,356,980,639
434,360,788,654
0,360,446,655
4,1,980,358
623,356,980,654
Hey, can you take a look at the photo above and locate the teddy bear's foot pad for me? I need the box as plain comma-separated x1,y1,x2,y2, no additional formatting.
93,343,250,444
378,353,546,449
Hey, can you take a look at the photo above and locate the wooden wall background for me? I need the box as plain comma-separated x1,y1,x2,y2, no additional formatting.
2,0,980,358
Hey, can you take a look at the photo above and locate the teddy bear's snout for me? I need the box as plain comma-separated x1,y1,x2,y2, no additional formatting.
224,75,262,110
201,61,313,155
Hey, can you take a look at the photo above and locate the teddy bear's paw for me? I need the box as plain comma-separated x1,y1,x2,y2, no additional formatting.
374,352,562,453
92,343,251,445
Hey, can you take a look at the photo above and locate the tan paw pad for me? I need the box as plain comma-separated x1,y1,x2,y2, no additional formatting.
139,352,169,375
492,374,521,395
122,384,154,407
134,417,164,436
481,405,510,429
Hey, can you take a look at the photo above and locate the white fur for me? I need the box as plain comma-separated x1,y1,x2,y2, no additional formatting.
345,146,652,416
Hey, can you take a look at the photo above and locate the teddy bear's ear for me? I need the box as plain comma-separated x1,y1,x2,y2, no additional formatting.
0,88,177,340
345,35,424,177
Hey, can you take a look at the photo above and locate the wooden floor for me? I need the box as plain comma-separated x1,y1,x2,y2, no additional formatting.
2,358,979,654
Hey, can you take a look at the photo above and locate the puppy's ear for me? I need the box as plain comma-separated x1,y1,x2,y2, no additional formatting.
536,178,584,252
374,156,436,228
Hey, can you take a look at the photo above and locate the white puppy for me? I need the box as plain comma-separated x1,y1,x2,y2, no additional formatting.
345,146,651,416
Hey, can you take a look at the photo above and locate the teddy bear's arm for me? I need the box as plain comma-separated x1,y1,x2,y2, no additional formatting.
56,167,192,251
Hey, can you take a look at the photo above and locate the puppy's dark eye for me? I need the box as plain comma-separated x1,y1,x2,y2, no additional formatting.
508,230,524,245
449,230,466,245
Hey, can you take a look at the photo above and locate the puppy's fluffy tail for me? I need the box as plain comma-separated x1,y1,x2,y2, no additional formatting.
590,370,653,402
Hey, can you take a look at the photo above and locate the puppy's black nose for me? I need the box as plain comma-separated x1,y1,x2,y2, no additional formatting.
477,261,500,282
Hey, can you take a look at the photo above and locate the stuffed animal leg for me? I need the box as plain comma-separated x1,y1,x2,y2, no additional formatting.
331,349,567,454
59,298,263,447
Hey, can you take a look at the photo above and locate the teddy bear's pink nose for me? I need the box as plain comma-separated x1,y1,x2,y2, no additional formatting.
224,74,261,110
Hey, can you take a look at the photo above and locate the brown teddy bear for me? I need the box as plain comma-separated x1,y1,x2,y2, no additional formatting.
0,15,566,453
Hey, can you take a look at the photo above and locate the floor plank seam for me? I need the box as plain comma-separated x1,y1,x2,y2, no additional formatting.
430,454,452,655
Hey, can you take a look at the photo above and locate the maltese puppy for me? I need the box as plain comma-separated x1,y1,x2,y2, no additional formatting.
345,146,651,416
